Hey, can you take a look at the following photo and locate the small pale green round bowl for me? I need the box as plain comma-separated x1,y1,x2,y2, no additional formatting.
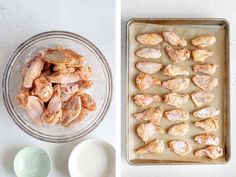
14,146,51,177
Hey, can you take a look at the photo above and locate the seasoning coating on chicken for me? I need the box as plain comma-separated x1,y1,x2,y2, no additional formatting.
135,48,161,59
163,92,189,108
133,94,161,107
60,84,79,102
193,106,220,119
164,109,189,122
194,145,223,159
136,73,161,90
23,57,45,88
166,46,190,63
169,140,192,156
80,93,96,111
194,118,219,132
40,47,86,67
77,65,93,80
163,64,189,77
162,77,190,92
136,61,163,74
53,65,76,73
191,91,214,107
33,76,53,102
136,33,163,45
137,122,164,143
162,32,187,47
194,133,219,146
136,139,165,154
47,71,81,83
192,49,213,62
61,93,82,126
191,35,216,48
66,107,90,128
193,64,218,75
42,85,62,124
192,74,218,90
26,96,45,120
17,88,30,108
133,107,163,125
168,122,189,136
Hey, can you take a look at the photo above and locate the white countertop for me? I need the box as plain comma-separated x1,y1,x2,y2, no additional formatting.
0,0,115,176
121,0,236,177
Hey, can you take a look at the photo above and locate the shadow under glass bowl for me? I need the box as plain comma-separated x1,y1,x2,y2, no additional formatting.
2,31,112,143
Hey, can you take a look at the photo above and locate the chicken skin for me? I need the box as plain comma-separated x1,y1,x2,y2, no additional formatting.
162,77,190,92
191,35,216,48
136,61,162,74
133,94,162,107
47,70,81,83
191,91,214,107
26,96,45,120
163,64,189,77
169,140,192,156
168,122,189,136
164,109,189,122
193,64,218,75
77,65,93,80
137,122,164,143
136,73,161,90
136,139,165,154
135,48,161,59
194,133,219,146
133,107,163,125
192,49,213,62
66,107,90,128
194,145,223,159
80,93,96,111
166,46,190,63
17,88,30,108
194,118,219,132
136,33,163,45
163,92,189,108
193,106,220,119
192,74,218,90
162,32,187,47
23,57,45,88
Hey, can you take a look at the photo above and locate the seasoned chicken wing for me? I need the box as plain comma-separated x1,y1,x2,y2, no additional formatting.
166,46,190,63
42,85,62,124
47,71,81,83
162,77,190,92
192,49,213,62
164,109,189,122
137,122,164,143
169,140,192,156
33,76,53,102
194,145,223,159
194,118,219,132
193,106,220,119
191,91,214,107
26,96,45,120
163,92,189,108
136,73,161,90
23,57,45,88
163,64,189,77
136,33,163,45
162,32,187,47
17,88,30,108
194,133,219,146
40,47,85,67
136,61,162,74
77,65,93,80
60,84,79,102
53,65,76,73
133,94,161,107
66,107,90,128
191,35,216,48
61,93,82,126
192,74,218,90
80,93,96,111
135,48,161,59
168,122,189,136
136,139,165,154
133,107,163,125
193,64,218,75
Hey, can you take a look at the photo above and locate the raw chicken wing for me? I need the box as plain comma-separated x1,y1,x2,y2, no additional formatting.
17,88,30,108
192,49,213,62
192,74,218,90
162,32,187,47
26,96,45,120
169,140,192,156
162,77,190,92
163,92,189,108
191,91,214,107
133,94,161,107
136,61,162,74
194,118,219,132
193,106,220,119
193,64,218,75
194,133,219,145
163,64,189,76
168,122,189,136
135,48,161,59
194,145,223,159
136,139,164,154
191,35,216,48
164,109,189,122
66,107,90,128
136,73,161,90
80,93,96,111
136,33,163,45
47,71,81,83
166,46,190,63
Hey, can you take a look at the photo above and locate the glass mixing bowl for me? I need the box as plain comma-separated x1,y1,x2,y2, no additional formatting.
3,31,112,143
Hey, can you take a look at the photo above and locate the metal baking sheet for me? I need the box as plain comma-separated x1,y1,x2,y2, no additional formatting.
126,18,230,165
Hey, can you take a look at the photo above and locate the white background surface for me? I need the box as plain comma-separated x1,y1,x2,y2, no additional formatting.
121,0,236,177
0,0,115,176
